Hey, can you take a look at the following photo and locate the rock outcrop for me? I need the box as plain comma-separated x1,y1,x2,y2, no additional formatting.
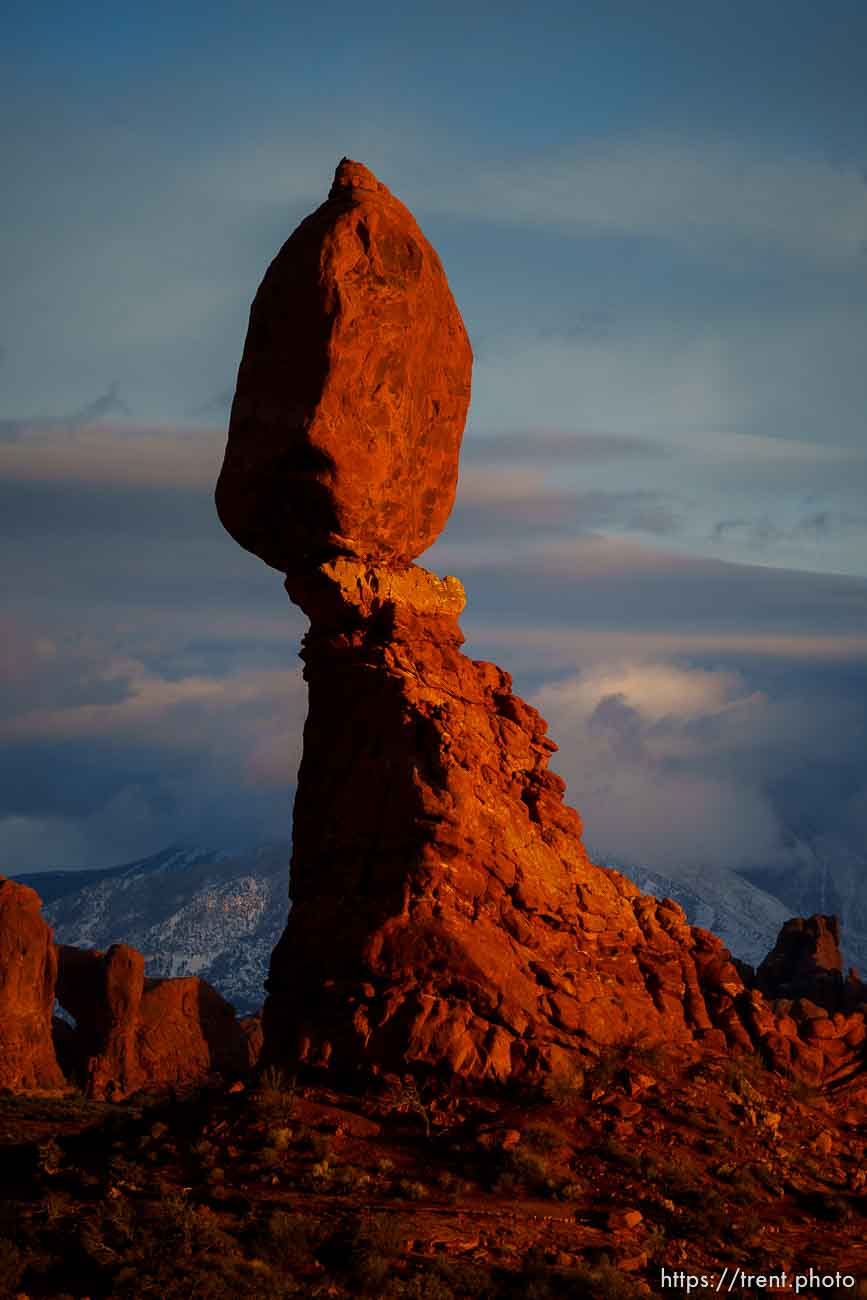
0,877,64,1090
56,943,247,1100
755,914,867,1013
217,160,867,1093
216,158,472,572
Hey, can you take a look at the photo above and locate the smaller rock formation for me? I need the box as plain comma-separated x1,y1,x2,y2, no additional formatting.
56,943,143,1097
756,915,866,1013
0,877,64,1090
216,158,472,572
56,943,247,1100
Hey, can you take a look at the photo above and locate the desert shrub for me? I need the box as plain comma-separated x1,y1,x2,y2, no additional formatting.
722,1055,766,1098
320,1212,406,1295
542,1064,586,1105
255,1067,297,1121
257,1144,284,1169
431,1260,495,1298
601,1137,642,1173
0,1239,24,1295
307,1157,335,1189
494,1147,572,1199
259,1210,318,1273
788,1077,820,1104
522,1123,560,1153
308,1132,331,1160
384,1076,433,1137
190,1137,217,1167
677,1191,730,1239
334,1164,372,1193
271,1125,293,1151
584,1034,666,1096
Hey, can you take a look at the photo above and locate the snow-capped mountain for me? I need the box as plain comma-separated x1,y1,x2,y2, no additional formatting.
603,853,867,976
598,855,792,969
15,843,291,1015
16,839,865,1015
741,833,867,978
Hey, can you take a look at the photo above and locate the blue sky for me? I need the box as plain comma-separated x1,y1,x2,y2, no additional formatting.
2,1,866,883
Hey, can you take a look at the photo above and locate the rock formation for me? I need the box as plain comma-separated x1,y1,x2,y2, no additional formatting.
0,877,64,1090
55,944,247,1100
755,914,867,1013
216,158,472,573
219,160,867,1092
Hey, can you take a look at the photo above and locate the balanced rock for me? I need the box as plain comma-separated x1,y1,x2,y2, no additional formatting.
0,877,64,1090
216,158,472,571
217,164,867,1092
56,943,246,1099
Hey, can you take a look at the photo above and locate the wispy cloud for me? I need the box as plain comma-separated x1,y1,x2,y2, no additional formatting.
0,423,223,487
428,134,867,261
462,429,666,464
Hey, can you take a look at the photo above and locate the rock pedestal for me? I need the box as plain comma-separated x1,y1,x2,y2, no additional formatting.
260,561,806,1083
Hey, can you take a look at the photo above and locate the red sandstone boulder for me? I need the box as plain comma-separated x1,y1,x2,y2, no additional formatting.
56,943,246,1099
136,976,247,1088
216,158,473,572
0,877,64,1090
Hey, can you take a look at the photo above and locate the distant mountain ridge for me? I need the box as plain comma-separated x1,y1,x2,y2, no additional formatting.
14,841,866,1017
608,854,867,978
15,843,291,1015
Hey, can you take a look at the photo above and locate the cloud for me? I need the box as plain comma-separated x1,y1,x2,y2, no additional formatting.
464,622,867,671
0,422,222,488
462,429,667,463
531,661,783,872
427,134,867,262
528,652,867,881
0,619,306,869
0,385,133,442
450,470,680,538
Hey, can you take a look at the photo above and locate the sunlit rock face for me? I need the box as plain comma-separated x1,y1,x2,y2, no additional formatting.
216,158,473,572
0,877,64,1090
218,161,867,1092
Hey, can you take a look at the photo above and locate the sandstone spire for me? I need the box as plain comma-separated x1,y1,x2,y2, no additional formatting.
0,877,65,1090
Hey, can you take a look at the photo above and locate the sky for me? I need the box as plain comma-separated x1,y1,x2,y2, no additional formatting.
2,1,866,889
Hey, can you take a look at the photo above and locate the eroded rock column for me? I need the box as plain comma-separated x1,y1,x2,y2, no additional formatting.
0,877,64,1090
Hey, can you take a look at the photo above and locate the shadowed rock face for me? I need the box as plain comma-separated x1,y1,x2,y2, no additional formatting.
216,159,473,572
0,877,64,1090
56,943,247,1100
756,915,867,1013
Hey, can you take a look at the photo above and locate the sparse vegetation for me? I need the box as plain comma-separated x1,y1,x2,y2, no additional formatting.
0,1058,861,1298
254,1065,297,1121
384,1075,434,1137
